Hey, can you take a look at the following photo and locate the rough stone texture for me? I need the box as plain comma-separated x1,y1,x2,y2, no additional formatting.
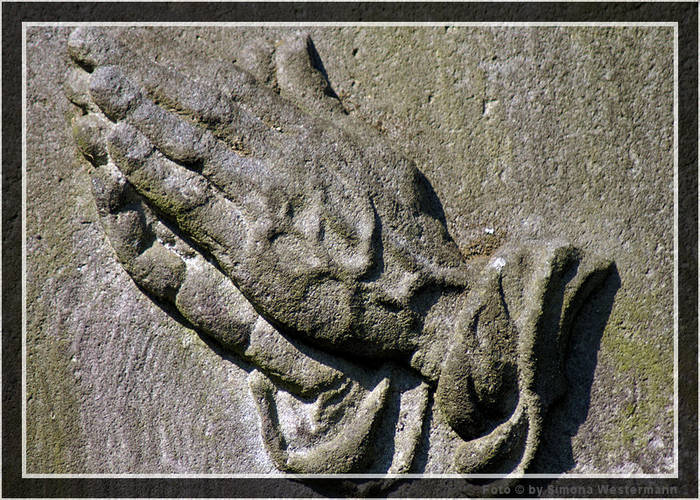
26,26,674,476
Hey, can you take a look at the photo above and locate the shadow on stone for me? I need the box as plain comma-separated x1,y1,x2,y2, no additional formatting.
531,264,621,473
305,36,340,101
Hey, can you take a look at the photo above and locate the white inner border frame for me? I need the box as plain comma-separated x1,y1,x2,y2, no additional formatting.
21,21,680,480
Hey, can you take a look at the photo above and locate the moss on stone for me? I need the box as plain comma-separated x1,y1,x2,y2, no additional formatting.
26,336,82,472
598,292,673,465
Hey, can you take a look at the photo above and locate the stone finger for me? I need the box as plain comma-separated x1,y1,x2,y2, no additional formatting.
67,26,127,71
69,27,275,140
69,27,329,147
64,66,99,112
105,121,250,275
93,165,257,351
89,65,275,199
174,253,257,353
236,38,275,85
72,112,111,166
244,318,344,397
274,31,346,116
90,170,187,304
88,65,211,164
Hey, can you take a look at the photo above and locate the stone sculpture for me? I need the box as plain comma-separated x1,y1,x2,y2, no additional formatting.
65,27,614,474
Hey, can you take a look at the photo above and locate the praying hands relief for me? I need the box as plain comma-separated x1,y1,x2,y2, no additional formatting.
66,27,613,474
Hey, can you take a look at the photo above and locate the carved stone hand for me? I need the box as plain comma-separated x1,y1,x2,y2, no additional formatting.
66,27,613,474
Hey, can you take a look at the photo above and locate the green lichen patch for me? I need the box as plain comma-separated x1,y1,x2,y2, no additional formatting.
598,292,674,468
25,336,83,472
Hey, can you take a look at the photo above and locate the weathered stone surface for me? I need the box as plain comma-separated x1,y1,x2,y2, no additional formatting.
26,26,674,478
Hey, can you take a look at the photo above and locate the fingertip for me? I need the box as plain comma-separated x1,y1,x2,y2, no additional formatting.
274,31,345,115
106,122,154,175
64,66,95,110
106,207,148,263
236,38,275,83
275,31,313,74
89,66,141,120
278,31,312,55
67,27,90,62
90,163,129,216
67,27,104,70
72,113,110,163
132,242,186,303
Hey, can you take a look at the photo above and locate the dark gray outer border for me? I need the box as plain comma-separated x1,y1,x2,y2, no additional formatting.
3,2,697,498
